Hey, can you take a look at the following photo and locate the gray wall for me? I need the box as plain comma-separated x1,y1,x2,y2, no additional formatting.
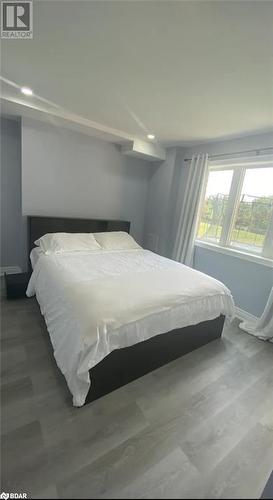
144,132,273,316
21,118,152,267
0,117,26,272
144,148,178,256
194,246,273,317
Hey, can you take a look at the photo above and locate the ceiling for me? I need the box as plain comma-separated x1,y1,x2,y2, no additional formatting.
1,0,273,145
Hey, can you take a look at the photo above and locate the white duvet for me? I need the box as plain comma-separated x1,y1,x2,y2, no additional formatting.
27,249,234,406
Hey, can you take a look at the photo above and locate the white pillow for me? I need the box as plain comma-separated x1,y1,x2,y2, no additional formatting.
34,232,101,254
94,231,141,250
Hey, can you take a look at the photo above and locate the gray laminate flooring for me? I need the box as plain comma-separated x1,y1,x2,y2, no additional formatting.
1,284,273,499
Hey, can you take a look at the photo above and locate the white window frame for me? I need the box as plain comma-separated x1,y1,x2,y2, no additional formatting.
195,158,273,267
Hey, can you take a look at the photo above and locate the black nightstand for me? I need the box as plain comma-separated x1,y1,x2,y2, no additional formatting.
5,272,31,300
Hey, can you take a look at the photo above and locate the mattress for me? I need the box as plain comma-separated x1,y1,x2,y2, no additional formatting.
27,249,234,406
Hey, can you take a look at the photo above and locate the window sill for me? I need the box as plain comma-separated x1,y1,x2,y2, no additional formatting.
195,240,273,268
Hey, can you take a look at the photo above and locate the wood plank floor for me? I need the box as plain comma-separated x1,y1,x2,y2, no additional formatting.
1,285,273,499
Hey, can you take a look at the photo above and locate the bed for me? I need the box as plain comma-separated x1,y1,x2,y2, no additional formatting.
26,216,234,406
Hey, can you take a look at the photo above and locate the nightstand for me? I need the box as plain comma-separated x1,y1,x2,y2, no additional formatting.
5,272,31,300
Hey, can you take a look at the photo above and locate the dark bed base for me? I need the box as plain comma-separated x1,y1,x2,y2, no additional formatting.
85,314,225,404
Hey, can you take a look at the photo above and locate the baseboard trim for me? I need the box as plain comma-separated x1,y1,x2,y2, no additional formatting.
0,266,22,277
235,306,258,323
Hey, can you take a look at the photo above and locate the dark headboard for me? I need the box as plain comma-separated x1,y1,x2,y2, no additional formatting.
28,216,130,260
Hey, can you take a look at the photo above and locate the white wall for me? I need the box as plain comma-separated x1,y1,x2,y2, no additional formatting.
22,118,152,253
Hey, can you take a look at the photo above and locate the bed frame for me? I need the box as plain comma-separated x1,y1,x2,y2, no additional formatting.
28,215,225,405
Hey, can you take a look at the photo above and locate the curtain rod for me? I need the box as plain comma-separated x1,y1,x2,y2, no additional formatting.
184,146,273,162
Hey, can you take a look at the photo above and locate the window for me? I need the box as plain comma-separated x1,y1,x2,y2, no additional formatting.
196,160,273,261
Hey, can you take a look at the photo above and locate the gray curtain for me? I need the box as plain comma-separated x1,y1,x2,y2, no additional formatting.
239,287,273,341
173,153,208,266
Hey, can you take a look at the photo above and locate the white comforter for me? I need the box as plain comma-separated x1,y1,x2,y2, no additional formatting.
27,249,234,406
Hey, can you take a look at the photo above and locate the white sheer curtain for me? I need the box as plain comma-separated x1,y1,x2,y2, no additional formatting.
239,287,273,341
173,153,208,266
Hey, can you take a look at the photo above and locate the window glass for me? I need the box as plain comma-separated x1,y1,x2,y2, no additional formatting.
230,167,273,253
197,170,233,243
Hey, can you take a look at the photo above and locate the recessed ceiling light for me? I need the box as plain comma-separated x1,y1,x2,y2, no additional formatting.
147,134,155,140
21,87,33,96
